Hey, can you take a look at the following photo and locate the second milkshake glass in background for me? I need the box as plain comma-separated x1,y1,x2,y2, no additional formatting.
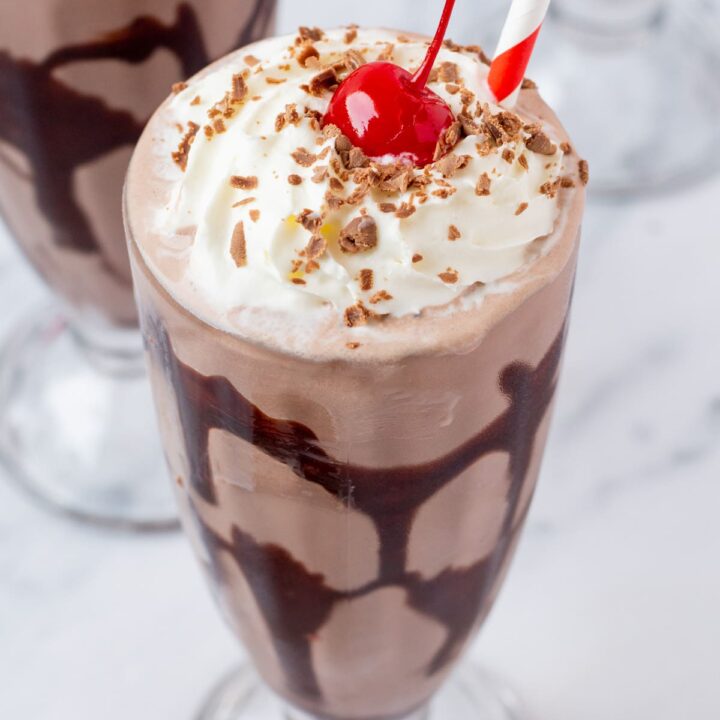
0,0,276,529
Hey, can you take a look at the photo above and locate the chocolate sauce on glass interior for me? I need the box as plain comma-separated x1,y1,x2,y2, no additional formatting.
0,1,275,288
148,318,568,713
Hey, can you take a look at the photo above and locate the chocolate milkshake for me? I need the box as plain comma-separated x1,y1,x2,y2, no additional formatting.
125,28,586,720
0,0,276,328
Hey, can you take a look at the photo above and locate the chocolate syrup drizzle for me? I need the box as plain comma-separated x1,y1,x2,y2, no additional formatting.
149,320,567,708
0,1,275,262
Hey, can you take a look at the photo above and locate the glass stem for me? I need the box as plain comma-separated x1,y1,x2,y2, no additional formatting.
284,704,430,720
552,0,667,35
68,314,145,378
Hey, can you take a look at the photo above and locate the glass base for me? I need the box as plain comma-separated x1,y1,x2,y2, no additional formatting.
0,306,178,531
196,662,524,720
530,3,720,197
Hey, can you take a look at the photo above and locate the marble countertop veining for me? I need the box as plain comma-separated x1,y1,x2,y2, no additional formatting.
2,174,719,719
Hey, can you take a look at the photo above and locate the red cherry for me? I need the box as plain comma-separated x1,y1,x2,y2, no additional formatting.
324,63,454,166
323,0,457,167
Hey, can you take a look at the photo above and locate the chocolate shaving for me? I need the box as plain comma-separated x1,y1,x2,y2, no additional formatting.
345,26,358,44
438,62,460,83
347,147,369,169
292,278,307,285
346,342,361,350
476,139,494,157
540,180,561,199
233,197,256,207
291,148,318,167
475,172,491,196
515,202,529,216
230,175,258,190
304,235,327,261
249,209,260,223
346,185,369,206
323,123,342,141
288,174,303,186
344,302,371,328
560,176,576,189
438,268,459,284
359,268,374,291
296,43,320,68
297,209,323,233
432,186,456,199
244,55,261,67
461,93,475,114
448,225,461,241
526,130,557,156
298,26,324,42
502,149,516,164
483,107,523,146
379,166,415,194
395,202,416,219
412,253,424,263
379,203,397,213
172,122,200,171
434,121,462,161
434,152,471,179
307,68,338,97
377,43,395,61
343,49,366,71
517,154,529,172
335,134,352,153
369,290,393,304
231,74,248,103
458,112,482,136
339,216,378,254
560,141,573,155
325,192,345,210
311,166,329,183
191,96,201,106
230,222,247,267
275,103,301,132
579,159,590,186
172,82,187,95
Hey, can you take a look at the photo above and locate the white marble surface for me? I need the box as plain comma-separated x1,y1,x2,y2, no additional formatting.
2,6,720,720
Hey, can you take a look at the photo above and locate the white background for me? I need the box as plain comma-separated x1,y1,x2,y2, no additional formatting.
1,2,720,719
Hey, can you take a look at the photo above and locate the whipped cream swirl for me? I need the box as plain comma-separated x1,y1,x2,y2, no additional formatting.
154,28,571,322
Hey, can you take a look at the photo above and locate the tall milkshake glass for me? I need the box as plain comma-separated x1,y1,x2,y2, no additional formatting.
125,27,586,719
0,0,276,529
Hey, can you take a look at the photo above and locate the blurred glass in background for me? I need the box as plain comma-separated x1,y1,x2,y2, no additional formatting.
529,0,720,196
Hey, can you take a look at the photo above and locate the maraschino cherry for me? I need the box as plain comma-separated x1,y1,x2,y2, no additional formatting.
324,0,457,167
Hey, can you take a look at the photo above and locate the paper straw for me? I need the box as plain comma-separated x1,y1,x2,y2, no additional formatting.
488,0,551,107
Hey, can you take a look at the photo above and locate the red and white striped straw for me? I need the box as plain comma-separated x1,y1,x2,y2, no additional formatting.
488,0,551,107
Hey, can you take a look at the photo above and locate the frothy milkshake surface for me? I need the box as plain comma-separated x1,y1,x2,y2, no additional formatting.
130,27,586,355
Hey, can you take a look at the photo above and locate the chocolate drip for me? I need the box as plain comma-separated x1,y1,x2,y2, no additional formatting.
198,520,343,701
42,4,211,79
0,50,142,255
0,2,275,265
235,0,278,51
150,320,567,707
